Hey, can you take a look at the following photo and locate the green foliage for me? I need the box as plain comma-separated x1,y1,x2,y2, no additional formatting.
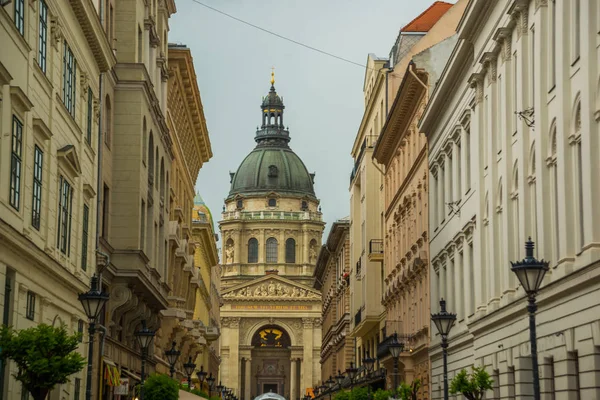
449,366,494,400
333,390,350,400
349,386,369,400
0,324,85,400
372,388,391,400
191,388,209,397
144,373,180,400
398,379,421,400
209,396,222,400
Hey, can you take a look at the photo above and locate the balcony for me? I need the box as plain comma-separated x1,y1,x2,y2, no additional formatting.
221,210,322,222
368,239,384,262
354,309,362,326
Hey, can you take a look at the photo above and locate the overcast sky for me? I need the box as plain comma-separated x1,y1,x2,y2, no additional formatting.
169,0,455,243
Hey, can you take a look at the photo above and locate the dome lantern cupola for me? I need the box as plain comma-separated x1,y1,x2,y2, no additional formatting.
257,70,290,146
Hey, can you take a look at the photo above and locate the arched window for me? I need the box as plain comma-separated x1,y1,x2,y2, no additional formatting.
528,143,538,245
142,117,147,164
248,238,258,263
154,147,159,187
268,198,277,207
148,133,154,187
511,162,520,259
160,158,165,198
266,237,278,263
105,95,112,147
285,238,296,263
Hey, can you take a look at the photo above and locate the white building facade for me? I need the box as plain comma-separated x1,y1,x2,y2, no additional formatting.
420,0,600,398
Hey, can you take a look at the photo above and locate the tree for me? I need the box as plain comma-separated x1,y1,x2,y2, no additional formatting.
333,389,350,400
449,366,494,400
372,388,391,400
144,373,179,400
350,386,369,400
398,379,420,400
0,324,85,400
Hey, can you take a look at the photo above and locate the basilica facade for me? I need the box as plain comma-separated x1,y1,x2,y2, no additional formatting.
218,74,324,400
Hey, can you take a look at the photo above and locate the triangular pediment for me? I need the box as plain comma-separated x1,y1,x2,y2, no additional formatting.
57,145,82,176
222,274,321,301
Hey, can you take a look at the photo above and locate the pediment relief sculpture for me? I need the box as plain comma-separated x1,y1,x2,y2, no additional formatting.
223,279,320,300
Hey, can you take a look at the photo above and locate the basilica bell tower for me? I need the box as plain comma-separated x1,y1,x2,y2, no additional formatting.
218,72,324,400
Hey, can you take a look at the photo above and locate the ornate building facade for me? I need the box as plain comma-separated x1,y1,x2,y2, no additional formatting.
371,2,466,396
314,218,353,384
420,0,600,398
0,0,115,397
191,195,221,385
219,74,324,400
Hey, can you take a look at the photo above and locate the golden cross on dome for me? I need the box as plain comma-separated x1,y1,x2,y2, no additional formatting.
270,66,275,85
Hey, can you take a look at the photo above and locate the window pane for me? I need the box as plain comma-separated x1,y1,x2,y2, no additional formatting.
266,238,278,263
285,238,296,263
81,205,89,270
248,238,258,263
32,146,43,229
38,0,48,72
10,116,23,210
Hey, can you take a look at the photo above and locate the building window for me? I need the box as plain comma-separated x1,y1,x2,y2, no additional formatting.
268,198,277,207
26,291,35,321
81,204,89,270
10,115,23,210
86,88,93,144
14,0,24,35
549,0,556,89
236,199,243,209
62,41,77,117
285,238,296,263
140,200,145,251
301,200,308,210
57,176,73,255
266,238,278,263
32,145,43,229
573,0,581,61
38,0,48,73
74,378,81,400
102,185,110,238
549,125,559,264
77,320,84,342
248,238,258,263
104,95,112,147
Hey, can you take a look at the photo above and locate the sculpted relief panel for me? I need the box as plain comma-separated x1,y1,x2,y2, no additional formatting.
223,279,321,300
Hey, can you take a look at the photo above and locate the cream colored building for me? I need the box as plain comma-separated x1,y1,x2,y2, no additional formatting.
349,3,462,390
219,76,324,400
0,0,115,397
371,2,466,397
314,218,353,383
191,195,221,386
420,0,600,398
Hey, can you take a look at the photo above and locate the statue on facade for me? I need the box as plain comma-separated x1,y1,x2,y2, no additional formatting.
291,287,299,297
309,245,317,263
260,284,268,296
225,244,234,264
276,283,284,296
268,281,276,296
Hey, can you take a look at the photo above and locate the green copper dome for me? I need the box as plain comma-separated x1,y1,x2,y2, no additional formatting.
228,80,316,200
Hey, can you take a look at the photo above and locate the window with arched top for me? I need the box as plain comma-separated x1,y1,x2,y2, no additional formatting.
105,95,112,147
160,158,165,198
528,143,538,245
266,237,278,263
573,99,584,249
148,133,154,187
285,238,296,263
248,238,258,263
512,162,521,259
154,147,159,187
142,118,147,164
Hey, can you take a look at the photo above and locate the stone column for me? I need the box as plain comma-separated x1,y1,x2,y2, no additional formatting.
451,140,459,202
303,227,309,264
235,232,242,264
245,358,252,400
260,229,266,263
290,359,297,400
462,238,473,317
443,152,450,218
302,319,314,392
222,318,241,391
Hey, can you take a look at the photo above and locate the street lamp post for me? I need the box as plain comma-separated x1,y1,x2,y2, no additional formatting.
345,361,358,393
362,351,375,399
431,299,456,400
197,365,208,392
335,370,344,391
135,320,156,400
216,381,224,398
326,376,335,400
183,357,197,391
207,372,216,397
387,334,404,399
165,341,181,378
510,238,549,400
78,275,109,400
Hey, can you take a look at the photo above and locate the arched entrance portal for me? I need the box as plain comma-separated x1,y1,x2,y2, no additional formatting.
246,325,291,398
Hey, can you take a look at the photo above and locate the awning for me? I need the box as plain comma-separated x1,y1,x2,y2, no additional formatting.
103,360,121,387
121,368,141,382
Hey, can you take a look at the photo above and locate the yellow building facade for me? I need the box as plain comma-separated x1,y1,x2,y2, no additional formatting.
0,0,115,397
218,77,324,400
314,218,353,383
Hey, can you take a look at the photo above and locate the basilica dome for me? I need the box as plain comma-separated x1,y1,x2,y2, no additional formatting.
228,74,316,200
